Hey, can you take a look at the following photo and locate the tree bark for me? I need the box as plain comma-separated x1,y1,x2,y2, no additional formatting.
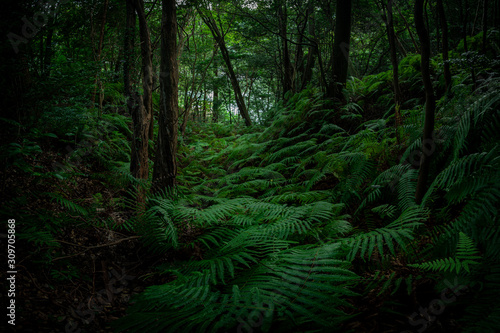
125,0,152,204
461,0,477,89
123,0,135,100
437,0,452,93
213,66,220,122
153,0,179,190
43,27,54,77
198,8,252,126
329,0,352,99
384,0,403,142
132,0,154,141
301,9,316,90
482,0,489,54
91,0,109,114
415,0,436,205
394,1,419,53
278,3,293,97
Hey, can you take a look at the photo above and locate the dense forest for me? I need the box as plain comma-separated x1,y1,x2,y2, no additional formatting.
1,0,500,332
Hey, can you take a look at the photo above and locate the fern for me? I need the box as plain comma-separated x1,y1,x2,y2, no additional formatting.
346,206,426,261
114,243,358,333
46,192,89,216
410,233,481,274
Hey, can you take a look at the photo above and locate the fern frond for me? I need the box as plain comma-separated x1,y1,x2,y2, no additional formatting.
410,232,481,273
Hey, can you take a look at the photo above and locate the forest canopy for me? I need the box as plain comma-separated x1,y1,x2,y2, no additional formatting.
1,0,500,332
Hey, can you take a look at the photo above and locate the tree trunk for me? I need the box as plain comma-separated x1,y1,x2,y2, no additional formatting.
435,3,440,51
278,3,293,97
153,0,179,190
123,0,135,100
91,0,109,115
437,0,452,92
43,27,54,77
126,0,152,204
203,82,207,122
482,0,489,54
213,66,220,122
329,0,352,99
198,9,252,126
415,0,437,205
394,1,419,53
461,0,477,89
132,0,154,141
301,9,316,90
384,0,403,142
497,0,500,34
180,40,217,135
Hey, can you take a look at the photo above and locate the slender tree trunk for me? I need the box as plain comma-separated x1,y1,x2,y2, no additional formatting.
435,3,440,51
472,0,482,34
198,9,251,126
153,0,179,190
180,18,198,135
91,0,109,115
497,0,500,34
123,0,135,101
203,82,207,122
482,0,489,54
278,3,293,97
124,0,148,203
213,66,220,122
43,27,54,77
394,1,420,53
395,32,408,57
415,0,437,204
179,41,217,135
329,0,352,99
294,31,304,91
384,0,403,142
461,0,477,88
245,76,255,114
301,9,316,90
126,0,152,204
437,0,452,92
132,0,154,141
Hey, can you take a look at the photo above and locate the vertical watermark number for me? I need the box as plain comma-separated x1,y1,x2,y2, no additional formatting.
6,219,17,326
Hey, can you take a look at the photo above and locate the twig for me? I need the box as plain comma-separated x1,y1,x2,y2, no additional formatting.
51,236,141,262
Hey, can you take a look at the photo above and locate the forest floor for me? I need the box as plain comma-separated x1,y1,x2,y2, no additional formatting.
1,123,467,333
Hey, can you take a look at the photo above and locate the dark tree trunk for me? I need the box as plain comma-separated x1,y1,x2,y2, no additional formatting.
213,67,220,122
329,0,352,99
125,0,152,204
437,0,452,92
461,0,477,88
123,0,135,100
384,0,403,142
203,82,207,122
278,3,293,96
132,0,154,141
435,3,440,51
198,8,251,126
43,27,54,77
153,0,179,190
394,2,419,53
497,0,500,34
91,0,109,114
482,0,489,54
301,9,316,90
415,0,437,204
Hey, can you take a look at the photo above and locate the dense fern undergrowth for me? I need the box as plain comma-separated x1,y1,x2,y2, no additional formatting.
2,50,500,332
115,68,500,331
